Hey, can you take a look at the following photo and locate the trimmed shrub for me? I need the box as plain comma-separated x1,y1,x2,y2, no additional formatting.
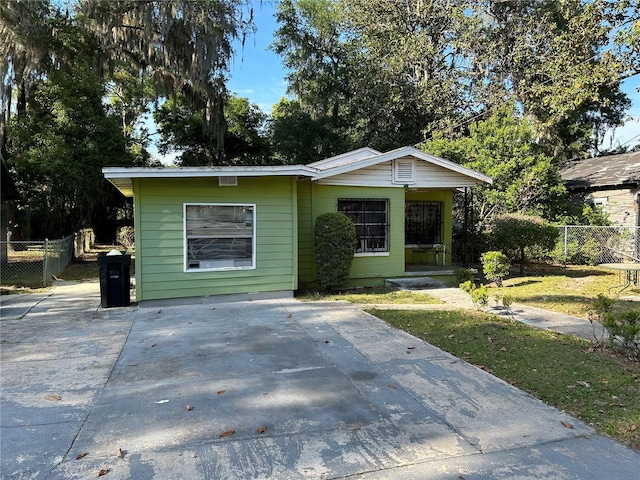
481,251,510,286
314,212,357,292
489,214,557,274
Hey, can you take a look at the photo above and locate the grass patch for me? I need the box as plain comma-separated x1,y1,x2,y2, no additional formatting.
297,287,443,305
371,308,640,449
59,246,135,282
490,264,640,317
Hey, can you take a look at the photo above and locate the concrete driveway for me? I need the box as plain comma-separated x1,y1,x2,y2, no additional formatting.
1,282,639,479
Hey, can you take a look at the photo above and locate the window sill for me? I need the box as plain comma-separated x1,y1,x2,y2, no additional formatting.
354,252,390,257
185,265,255,272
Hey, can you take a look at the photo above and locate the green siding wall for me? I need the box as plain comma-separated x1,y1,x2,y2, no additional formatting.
134,177,297,301
297,181,456,288
297,181,406,287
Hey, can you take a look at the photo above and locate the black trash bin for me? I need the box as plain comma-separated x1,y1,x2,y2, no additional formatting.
98,253,131,307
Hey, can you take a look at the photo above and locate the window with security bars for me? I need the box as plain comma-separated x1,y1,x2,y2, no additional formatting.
184,204,255,271
338,199,388,254
405,201,443,244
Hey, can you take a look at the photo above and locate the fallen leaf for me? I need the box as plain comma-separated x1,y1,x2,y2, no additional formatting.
287,313,292,318
217,390,226,395
257,425,268,434
98,469,110,476
630,423,638,432
156,309,161,314
76,452,88,460
576,381,590,388
500,347,507,352
323,339,330,344
561,421,574,429
154,399,169,404
487,336,493,343
459,476,466,480
186,405,193,411
151,343,157,348
407,346,416,350
386,384,397,390
45,394,62,401
219,429,235,438
353,424,361,431
116,448,124,458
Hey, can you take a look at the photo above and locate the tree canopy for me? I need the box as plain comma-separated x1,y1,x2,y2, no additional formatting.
270,0,638,161
1,0,256,240
1,0,638,242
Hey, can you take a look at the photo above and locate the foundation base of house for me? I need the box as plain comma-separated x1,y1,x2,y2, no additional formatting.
138,289,294,308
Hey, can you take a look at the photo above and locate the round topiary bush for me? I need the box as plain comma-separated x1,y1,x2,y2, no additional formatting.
314,212,357,292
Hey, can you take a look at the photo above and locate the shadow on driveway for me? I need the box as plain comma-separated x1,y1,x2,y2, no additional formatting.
1,283,639,479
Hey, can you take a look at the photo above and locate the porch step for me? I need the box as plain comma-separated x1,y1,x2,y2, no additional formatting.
385,276,446,290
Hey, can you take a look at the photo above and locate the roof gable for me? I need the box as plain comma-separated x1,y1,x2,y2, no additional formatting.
310,146,492,184
103,146,492,197
561,151,640,190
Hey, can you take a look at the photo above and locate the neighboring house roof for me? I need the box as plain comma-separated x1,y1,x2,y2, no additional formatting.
103,146,492,197
561,151,640,191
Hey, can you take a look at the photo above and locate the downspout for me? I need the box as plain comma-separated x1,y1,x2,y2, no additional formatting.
292,176,298,291
463,187,469,267
635,188,640,260
310,180,316,282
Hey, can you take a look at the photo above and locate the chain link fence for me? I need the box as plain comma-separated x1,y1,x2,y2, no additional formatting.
555,226,640,265
1,235,75,287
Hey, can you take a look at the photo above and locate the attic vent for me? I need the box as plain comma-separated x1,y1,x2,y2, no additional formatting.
393,159,415,184
219,176,238,186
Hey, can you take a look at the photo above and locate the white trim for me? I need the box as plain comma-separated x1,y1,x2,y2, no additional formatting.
103,165,318,197
183,203,256,273
354,252,390,257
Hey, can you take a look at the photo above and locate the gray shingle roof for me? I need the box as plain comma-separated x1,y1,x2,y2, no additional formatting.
561,151,640,190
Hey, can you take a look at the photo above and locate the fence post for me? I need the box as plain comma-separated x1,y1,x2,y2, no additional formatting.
43,238,48,287
563,226,568,266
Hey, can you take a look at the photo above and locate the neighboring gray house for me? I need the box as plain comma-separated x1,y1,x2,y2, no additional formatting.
561,151,640,228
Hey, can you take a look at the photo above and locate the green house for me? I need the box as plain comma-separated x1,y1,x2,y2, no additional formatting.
104,146,491,302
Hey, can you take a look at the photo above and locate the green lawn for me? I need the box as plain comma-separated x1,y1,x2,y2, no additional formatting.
490,264,640,317
370,308,640,449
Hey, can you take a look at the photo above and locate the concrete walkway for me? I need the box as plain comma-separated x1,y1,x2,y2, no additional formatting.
422,287,608,342
1,282,638,479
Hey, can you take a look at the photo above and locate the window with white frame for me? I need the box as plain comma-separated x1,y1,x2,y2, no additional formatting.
338,199,389,254
184,204,255,271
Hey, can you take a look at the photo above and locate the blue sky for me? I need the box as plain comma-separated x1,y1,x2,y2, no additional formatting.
155,1,639,162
